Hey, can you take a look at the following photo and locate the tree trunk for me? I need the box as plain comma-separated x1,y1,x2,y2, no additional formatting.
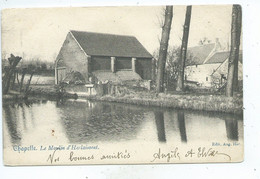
176,6,192,91
151,58,156,82
233,5,242,91
3,67,12,94
10,71,16,90
25,71,34,95
226,5,242,97
16,72,20,86
156,6,173,93
20,69,26,93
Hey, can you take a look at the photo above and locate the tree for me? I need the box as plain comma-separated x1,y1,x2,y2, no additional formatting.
226,5,242,97
165,46,181,89
156,6,173,93
233,5,242,91
41,63,47,71
153,46,181,90
2,54,22,94
176,6,192,91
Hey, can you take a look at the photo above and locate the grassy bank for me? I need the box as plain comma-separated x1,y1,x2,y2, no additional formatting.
86,92,243,115
4,82,242,114
28,85,77,99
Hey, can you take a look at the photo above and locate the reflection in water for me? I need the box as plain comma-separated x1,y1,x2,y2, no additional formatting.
56,100,146,143
225,117,238,141
177,111,187,143
3,104,21,145
3,99,243,146
21,104,27,131
154,111,166,143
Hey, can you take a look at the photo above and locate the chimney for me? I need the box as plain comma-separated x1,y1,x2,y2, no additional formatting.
215,38,222,51
227,41,230,51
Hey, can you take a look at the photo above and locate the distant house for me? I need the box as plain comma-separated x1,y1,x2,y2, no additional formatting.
208,51,243,88
185,42,242,88
55,30,153,86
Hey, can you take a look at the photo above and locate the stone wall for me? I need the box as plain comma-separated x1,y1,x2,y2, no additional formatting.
56,32,88,82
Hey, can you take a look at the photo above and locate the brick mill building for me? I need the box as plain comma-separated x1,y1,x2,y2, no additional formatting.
55,30,154,85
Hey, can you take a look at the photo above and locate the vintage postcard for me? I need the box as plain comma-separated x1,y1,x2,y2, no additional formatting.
1,5,243,165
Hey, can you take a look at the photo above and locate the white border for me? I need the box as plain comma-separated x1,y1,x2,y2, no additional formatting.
1,0,260,178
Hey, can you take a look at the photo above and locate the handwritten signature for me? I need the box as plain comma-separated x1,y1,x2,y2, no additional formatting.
151,147,180,162
185,147,231,161
151,147,231,162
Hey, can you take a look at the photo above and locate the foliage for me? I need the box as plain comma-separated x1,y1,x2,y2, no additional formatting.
165,46,181,90
2,54,36,96
154,46,193,90
55,83,67,98
17,58,54,76
63,71,85,85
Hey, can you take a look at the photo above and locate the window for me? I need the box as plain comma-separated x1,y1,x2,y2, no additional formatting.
206,77,208,81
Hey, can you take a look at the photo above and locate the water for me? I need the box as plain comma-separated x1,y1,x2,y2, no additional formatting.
3,99,243,147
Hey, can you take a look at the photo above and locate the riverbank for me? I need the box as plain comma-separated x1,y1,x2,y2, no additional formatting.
3,84,243,114
86,92,243,115
3,85,77,101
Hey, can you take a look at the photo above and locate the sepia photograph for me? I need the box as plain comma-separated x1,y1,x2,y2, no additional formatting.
1,5,243,165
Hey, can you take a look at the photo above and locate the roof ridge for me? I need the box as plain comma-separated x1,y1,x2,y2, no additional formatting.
69,31,89,57
70,30,136,38
214,51,229,53
201,44,217,64
215,50,242,54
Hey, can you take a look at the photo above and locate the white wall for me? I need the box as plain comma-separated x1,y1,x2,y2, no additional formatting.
185,63,221,87
186,60,243,88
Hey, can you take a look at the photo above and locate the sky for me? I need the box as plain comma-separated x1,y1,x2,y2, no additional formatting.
1,5,233,62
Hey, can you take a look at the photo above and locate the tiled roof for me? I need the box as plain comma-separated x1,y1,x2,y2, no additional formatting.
70,30,153,58
205,50,243,64
205,51,230,64
186,43,215,66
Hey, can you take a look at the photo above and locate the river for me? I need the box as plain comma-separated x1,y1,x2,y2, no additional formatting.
3,98,243,148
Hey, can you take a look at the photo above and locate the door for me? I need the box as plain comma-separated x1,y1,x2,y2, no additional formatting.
57,67,66,84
